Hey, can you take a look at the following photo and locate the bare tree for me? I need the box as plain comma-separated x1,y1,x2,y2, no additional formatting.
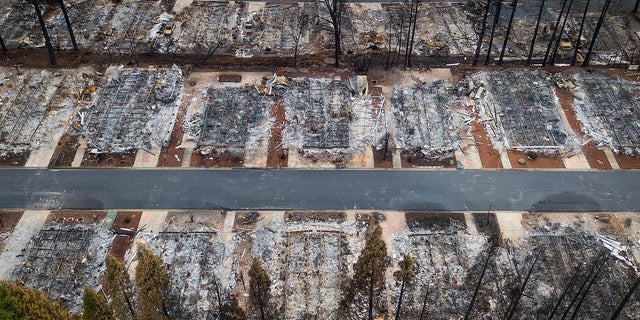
473,0,492,66
321,0,346,67
58,0,78,51
32,0,56,65
498,0,518,65
404,0,420,68
571,0,591,65
0,34,6,52
291,12,310,67
583,0,611,67
527,0,547,65
484,0,502,66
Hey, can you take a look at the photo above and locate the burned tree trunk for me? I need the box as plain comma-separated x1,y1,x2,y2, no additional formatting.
503,248,542,320
33,0,56,66
527,0,546,65
484,0,502,66
464,242,497,320
0,34,6,52
473,0,492,66
582,0,611,67
322,0,345,67
543,0,569,66
58,0,78,51
550,0,575,65
498,0,518,65
571,0,591,66
610,276,640,320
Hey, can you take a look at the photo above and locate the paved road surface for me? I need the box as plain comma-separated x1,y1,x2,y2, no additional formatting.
0,169,638,212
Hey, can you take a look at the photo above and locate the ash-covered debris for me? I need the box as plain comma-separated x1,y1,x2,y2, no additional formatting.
11,224,113,314
184,85,272,155
390,80,461,159
74,65,183,153
469,69,577,154
573,72,640,155
141,211,237,319
281,77,351,150
0,68,95,156
244,212,371,319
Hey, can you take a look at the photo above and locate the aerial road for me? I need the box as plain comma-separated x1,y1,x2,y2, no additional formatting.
0,168,638,212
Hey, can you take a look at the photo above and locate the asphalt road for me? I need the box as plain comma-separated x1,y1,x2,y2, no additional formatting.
0,168,638,212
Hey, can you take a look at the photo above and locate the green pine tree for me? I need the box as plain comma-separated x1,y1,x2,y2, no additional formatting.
82,287,113,320
105,254,137,320
341,225,388,320
0,281,73,320
135,243,169,320
248,258,271,320
394,254,416,320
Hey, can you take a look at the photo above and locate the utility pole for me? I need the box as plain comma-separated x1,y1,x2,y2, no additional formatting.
485,0,502,66
550,0,575,65
571,0,591,66
58,0,78,51
33,0,56,66
499,0,519,65
527,0,546,65
583,0,611,67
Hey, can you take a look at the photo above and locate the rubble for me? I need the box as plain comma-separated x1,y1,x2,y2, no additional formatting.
390,80,461,158
11,223,113,313
75,65,183,153
470,69,576,154
0,68,94,156
572,72,640,155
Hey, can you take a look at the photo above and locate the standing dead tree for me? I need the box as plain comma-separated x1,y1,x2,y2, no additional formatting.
610,275,640,320
58,0,78,51
321,0,346,67
582,0,612,67
0,34,6,52
571,0,591,66
543,0,569,66
404,0,420,68
464,238,498,320
503,248,543,320
550,0,575,65
484,0,502,66
291,12,310,67
498,0,518,65
527,0,547,65
473,0,492,66
32,0,56,65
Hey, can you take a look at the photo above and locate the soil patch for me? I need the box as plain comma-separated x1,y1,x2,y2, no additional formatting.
0,210,24,251
508,151,565,169
46,211,107,227
405,212,466,231
613,153,640,169
49,134,79,167
284,211,346,223
472,212,499,237
0,151,28,167
373,147,393,168
266,102,288,168
583,142,612,170
467,105,502,168
400,150,456,168
81,150,136,167
190,150,244,167
109,211,142,261
556,87,611,169
158,83,189,167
